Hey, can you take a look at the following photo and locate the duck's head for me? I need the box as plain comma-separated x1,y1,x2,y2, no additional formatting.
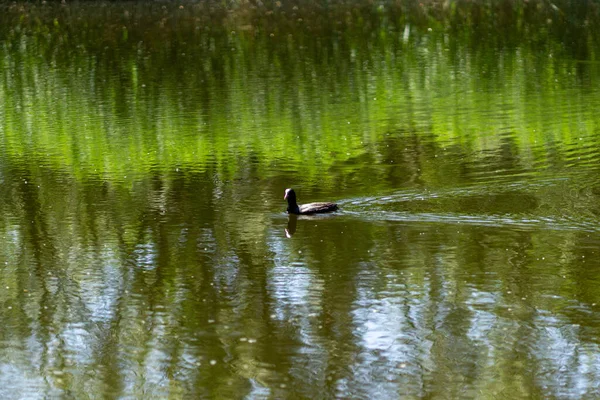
284,188,299,214
284,188,296,202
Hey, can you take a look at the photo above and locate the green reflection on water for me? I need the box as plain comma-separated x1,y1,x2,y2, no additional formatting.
1,1,600,399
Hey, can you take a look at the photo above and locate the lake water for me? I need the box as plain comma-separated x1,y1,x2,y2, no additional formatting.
1,1,600,398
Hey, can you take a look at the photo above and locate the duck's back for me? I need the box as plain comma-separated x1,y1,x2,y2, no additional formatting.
298,202,338,214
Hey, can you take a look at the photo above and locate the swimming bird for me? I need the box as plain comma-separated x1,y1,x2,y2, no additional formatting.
284,188,338,215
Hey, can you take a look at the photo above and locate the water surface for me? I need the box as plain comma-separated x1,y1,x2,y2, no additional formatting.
1,1,600,398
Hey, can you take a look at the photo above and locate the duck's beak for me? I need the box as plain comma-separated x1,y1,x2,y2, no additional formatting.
284,189,289,200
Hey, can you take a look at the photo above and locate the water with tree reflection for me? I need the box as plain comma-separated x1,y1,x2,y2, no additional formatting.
1,1,600,398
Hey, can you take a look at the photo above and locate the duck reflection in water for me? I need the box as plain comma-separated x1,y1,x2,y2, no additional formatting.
285,214,298,238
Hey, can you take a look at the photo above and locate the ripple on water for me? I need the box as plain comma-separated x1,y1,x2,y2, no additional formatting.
338,176,600,233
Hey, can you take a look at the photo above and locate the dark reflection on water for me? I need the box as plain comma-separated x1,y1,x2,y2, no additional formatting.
3,166,600,398
2,1,600,398
285,215,297,238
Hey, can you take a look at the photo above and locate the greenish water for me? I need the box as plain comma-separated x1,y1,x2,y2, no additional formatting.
2,1,600,398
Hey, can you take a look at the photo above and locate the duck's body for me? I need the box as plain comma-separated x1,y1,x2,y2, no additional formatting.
284,188,338,215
